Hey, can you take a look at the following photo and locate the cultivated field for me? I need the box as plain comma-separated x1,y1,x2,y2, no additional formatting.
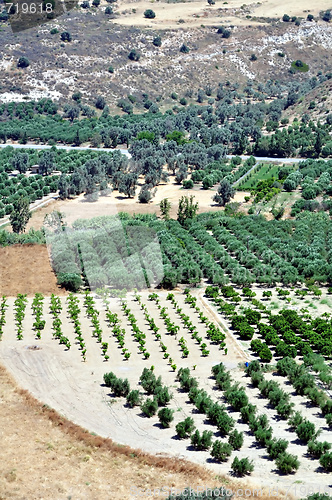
0,288,331,497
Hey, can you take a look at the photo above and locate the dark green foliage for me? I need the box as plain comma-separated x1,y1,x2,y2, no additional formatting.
158,407,174,428
228,430,244,450
225,385,249,411
180,44,190,54
210,441,233,462
319,452,332,471
17,57,30,68
176,417,195,438
103,372,130,396
141,397,158,417
154,385,172,406
61,31,72,42
213,180,235,207
128,49,141,61
307,440,331,458
9,196,31,233
140,368,162,395
57,273,82,292
231,456,254,476
240,404,257,423
275,453,300,474
191,429,213,450
126,389,142,408
296,420,318,443
266,439,289,459
153,36,162,47
144,9,155,18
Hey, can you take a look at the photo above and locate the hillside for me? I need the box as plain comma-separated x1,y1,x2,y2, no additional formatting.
282,78,332,122
0,9,332,106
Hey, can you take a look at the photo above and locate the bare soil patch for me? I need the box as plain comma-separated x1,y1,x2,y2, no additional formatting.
0,244,66,297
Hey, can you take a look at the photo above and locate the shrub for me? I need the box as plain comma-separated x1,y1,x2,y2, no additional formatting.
191,429,213,450
153,35,162,47
231,456,254,476
240,404,257,423
266,439,289,459
282,13,290,21
95,95,106,110
319,452,332,471
180,44,190,53
128,49,140,61
275,453,300,474
210,441,233,462
140,367,162,394
176,417,195,439
103,371,116,387
225,387,248,411
307,440,331,458
245,360,261,376
112,377,130,397
228,430,244,450
108,65,114,73
60,31,72,42
296,420,318,443
183,179,194,189
144,9,155,18
141,397,158,417
126,389,141,408
57,273,82,292
105,6,112,14
50,28,59,34
250,54,257,61
17,57,30,68
158,407,174,428
154,385,172,406
291,60,309,72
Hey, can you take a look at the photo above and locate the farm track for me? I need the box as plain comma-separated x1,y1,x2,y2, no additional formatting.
0,291,331,496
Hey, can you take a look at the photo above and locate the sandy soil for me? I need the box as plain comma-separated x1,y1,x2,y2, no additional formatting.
113,0,332,28
0,364,229,500
0,290,331,497
22,179,250,231
0,245,66,297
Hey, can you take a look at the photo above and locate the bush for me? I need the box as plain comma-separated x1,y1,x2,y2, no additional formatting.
231,456,254,476
319,452,332,471
103,371,116,387
240,404,257,423
307,440,331,458
57,273,82,292
158,407,174,428
17,57,30,68
95,95,106,110
296,420,318,443
105,6,112,14
111,377,130,397
275,453,300,474
153,36,162,47
210,441,233,462
126,389,141,408
291,60,309,72
141,397,158,417
180,44,190,54
144,9,155,18
154,385,172,406
183,179,194,189
266,439,289,459
60,31,72,42
191,429,213,450
128,49,141,61
176,417,195,439
228,430,244,450
140,367,162,394
283,14,290,21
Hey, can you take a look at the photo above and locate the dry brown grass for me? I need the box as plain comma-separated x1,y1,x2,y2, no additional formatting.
0,363,287,500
